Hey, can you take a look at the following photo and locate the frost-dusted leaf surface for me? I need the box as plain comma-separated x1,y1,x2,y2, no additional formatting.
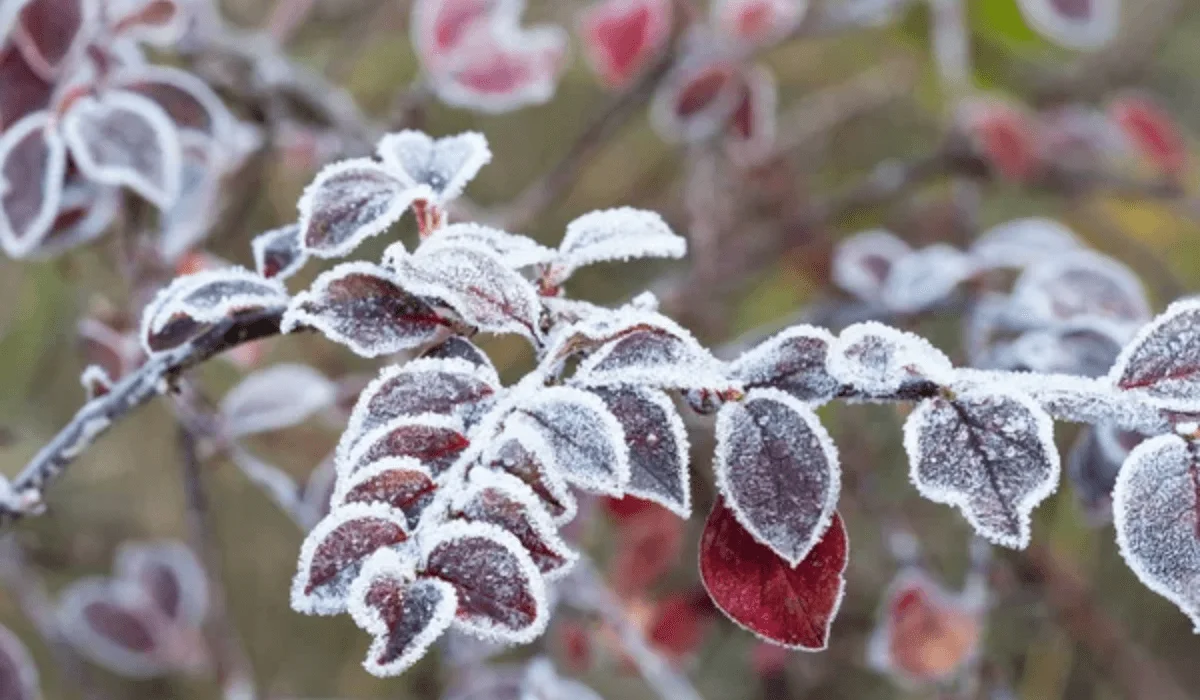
866,570,981,685
282,262,447,358
1001,323,1124,378
509,386,630,496
578,0,671,89
882,244,974,314
1113,435,1200,629
831,229,910,304
1111,300,1200,412
483,428,576,524
395,244,542,338
418,223,555,269
968,217,1081,270
291,504,410,615
297,159,417,258
903,388,1059,548
376,130,491,201
0,624,39,700
828,322,952,396
1013,251,1149,325
421,521,548,643
1015,0,1119,50
220,363,336,437
333,458,438,530
348,550,455,677
571,313,726,390
550,208,686,284
0,110,66,258
729,325,838,403
140,268,288,354
700,501,847,651
343,415,470,477
252,223,306,280
714,388,840,566
114,65,233,145
61,91,182,208
455,470,576,578
593,385,691,517
421,335,496,372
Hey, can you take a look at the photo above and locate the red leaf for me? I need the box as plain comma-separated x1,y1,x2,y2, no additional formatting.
960,100,1040,182
343,416,471,477
483,430,577,523
608,503,684,595
333,458,438,529
16,0,87,76
699,500,848,650
648,592,713,660
291,504,410,615
579,0,672,90
1110,94,1188,178
0,46,52,129
868,571,981,684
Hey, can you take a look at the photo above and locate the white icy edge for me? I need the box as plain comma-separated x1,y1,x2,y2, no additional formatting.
550,207,687,284
1011,248,1150,325
831,228,910,303
139,267,288,356
113,539,209,627
1014,0,1119,50
0,110,67,258
221,363,337,438
414,221,557,269
712,387,841,567
968,217,1082,270
251,223,307,281
331,456,435,511
57,577,172,678
418,518,550,644
295,157,425,258
109,63,237,151
828,321,954,396
290,502,411,616
903,386,1060,549
1107,297,1200,413
80,364,114,401
376,130,493,203
347,548,453,678
339,412,467,480
61,91,183,209
482,419,578,527
728,324,835,394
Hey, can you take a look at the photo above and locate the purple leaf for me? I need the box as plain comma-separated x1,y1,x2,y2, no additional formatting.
1015,0,1118,50
376,130,491,202
112,64,235,157
220,363,337,437
393,244,542,340
0,110,67,258
139,267,289,355
714,388,841,566
729,325,838,404
421,335,496,373
1113,433,1200,630
14,0,92,76
508,386,631,496
568,311,727,390
61,90,183,208
251,223,307,280
281,261,448,358
29,175,120,258
831,229,911,305
482,425,577,524
347,549,456,677
547,208,687,286
333,458,438,530
1012,250,1149,325
297,158,425,258
0,624,39,700
420,520,549,643
290,503,411,615
593,385,691,517
1110,300,1200,412
58,579,174,677
828,322,953,396
113,541,208,627
340,414,471,478
904,387,1060,548
0,44,52,130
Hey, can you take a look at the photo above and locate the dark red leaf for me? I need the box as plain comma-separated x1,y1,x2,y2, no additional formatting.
483,432,576,523
729,325,839,403
454,470,576,578
1111,300,1200,411
251,223,306,280
578,0,671,90
344,416,471,477
291,504,410,615
1111,94,1187,177
334,458,438,529
593,385,691,516
297,160,415,258
868,571,982,684
0,46,51,130
16,0,86,75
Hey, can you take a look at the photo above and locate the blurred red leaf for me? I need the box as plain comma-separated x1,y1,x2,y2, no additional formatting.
1110,94,1188,177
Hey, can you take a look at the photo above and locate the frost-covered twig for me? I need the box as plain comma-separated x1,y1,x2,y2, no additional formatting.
1,307,291,525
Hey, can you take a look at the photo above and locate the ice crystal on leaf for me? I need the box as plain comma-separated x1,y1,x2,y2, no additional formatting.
375,130,491,204
592,385,692,517
828,322,952,396
219,363,337,438
650,48,743,143
251,223,306,280
340,414,470,478
0,623,39,700
903,387,1059,548
139,268,288,355
1113,434,1200,630
578,0,672,90
296,159,430,258
700,500,847,650
412,223,555,270
1110,299,1200,412
421,335,497,373
728,325,838,404
331,458,438,530
281,262,448,358
482,425,577,525
714,388,840,566
546,207,687,288
571,313,727,390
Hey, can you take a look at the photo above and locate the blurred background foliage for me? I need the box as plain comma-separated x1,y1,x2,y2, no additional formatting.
4,0,1200,698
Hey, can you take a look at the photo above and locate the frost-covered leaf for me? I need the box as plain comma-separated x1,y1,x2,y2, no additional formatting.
81,364,113,400
700,501,847,650
348,549,455,677
521,657,605,700
32,175,120,258
1109,94,1187,177
281,262,447,358
1012,250,1149,325
421,335,496,373
828,322,953,396
578,0,672,89
413,222,555,269
1066,424,1140,524
434,25,568,114
548,207,686,286
155,145,220,262
332,458,438,530
881,244,974,314
650,52,742,143
1015,0,1119,50
482,426,577,524
1113,434,1200,630
712,0,807,44
508,386,631,496
393,244,542,339
593,385,691,517
113,541,208,627
297,158,423,258
420,520,548,643
570,312,727,390
410,0,502,73
112,65,235,155
220,363,337,437
13,0,91,76
0,623,38,700
58,579,174,677
866,569,981,686
714,388,840,566
903,387,1059,548
140,268,288,355
0,44,52,130
1109,299,1200,412
251,223,307,280
61,91,182,208
725,63,777,165
998,322,1126,378
968,218,1081,270
729,325,838,404
455,469,577,578
376,130,491,202
831,229,911,304
0,110,67,258
341,414,471,478
291,503,411,616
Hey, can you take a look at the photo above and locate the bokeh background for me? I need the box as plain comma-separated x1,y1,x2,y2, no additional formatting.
5,0,1200,697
